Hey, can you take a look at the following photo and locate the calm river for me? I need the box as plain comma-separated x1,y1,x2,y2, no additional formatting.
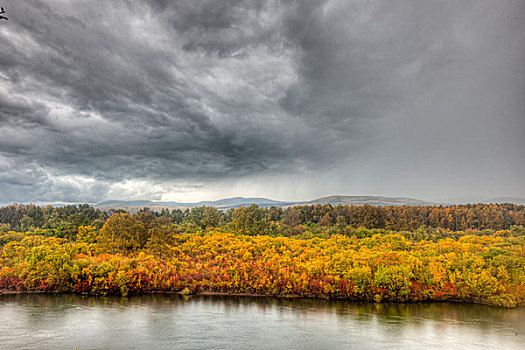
0,294,523,349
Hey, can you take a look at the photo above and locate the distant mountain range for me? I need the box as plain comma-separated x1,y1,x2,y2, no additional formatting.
302,195,436,207
4,195,524,209
94,197,297,210
94,195,436,210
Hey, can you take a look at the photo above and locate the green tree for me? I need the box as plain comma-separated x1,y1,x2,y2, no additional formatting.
99,213,146,253
146,218,174,259
201,206,222,228
231,204,268,235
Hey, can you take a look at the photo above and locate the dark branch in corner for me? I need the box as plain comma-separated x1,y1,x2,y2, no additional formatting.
0,5,7,20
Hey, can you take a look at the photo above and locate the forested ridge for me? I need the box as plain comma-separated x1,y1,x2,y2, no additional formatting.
0,203,524,307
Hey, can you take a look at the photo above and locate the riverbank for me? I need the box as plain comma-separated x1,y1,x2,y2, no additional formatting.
2,289,523,309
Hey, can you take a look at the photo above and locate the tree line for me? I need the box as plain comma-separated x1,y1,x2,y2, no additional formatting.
1,203,524,237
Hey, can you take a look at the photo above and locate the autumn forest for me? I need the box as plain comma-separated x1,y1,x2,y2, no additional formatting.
0,203,524,308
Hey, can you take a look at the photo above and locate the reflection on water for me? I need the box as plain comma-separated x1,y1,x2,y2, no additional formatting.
0,294,523,349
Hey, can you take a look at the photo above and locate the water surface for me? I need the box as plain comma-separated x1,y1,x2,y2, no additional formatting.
0,294,523,349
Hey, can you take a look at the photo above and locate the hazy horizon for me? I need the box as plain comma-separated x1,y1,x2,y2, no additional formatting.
3,193,525,208
1,1,524,204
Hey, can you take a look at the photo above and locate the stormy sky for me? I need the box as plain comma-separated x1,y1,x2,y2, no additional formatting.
0,0,524,204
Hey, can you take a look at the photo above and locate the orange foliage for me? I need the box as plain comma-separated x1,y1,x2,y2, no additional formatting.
0,231,523,307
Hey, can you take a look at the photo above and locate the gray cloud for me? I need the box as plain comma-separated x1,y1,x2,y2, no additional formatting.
0,0,524,203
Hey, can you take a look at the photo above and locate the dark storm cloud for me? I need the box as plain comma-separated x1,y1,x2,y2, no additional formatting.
0,0,524,203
